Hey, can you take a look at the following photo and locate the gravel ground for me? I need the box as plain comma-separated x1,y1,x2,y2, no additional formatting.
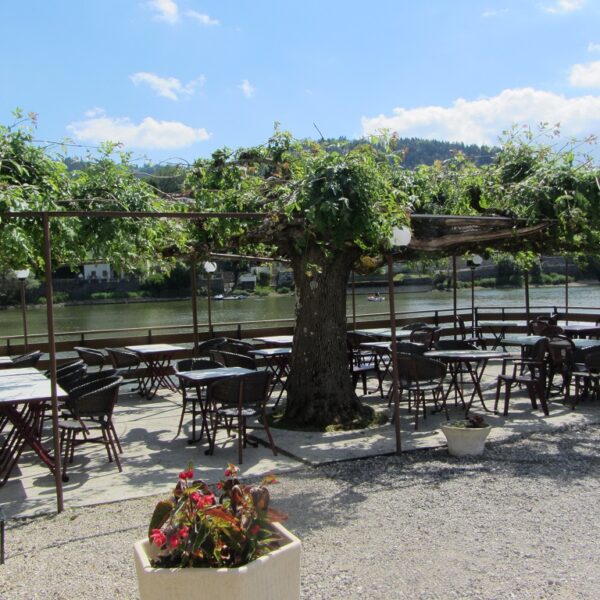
2,423,600,600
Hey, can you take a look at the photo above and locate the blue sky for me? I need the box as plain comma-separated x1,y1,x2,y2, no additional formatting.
1,0,599,164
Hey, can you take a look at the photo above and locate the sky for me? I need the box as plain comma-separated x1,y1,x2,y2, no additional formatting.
1,0,599,165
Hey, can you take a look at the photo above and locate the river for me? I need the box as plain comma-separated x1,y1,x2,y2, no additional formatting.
0,284,598,339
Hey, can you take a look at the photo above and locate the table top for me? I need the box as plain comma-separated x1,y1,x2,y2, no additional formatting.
0,375,68,404
126,344,185,355
253,335,293,346
500,336,600,350
478,320,521,328
563,323,600,333
353,328,412,340
426,350,509,360
0,357,14,367
360,341,392,351
0,367,43,378
177,366,254,384
250,347,292,357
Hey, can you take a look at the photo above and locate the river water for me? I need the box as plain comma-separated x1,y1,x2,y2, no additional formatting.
0,284,598,339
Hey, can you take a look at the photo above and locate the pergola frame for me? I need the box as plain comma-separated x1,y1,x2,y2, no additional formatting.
0,209,550,511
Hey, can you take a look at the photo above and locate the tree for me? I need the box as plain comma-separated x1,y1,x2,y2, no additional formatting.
185,131,408,427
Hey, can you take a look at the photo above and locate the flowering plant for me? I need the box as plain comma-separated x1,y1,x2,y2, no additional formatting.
147,463,284,568
446,415,488,428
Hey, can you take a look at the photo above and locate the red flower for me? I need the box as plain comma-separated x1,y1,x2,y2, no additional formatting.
196,493,216,509
179,468,194,480
169,534,180,549
190,492,200,503
224,469,231,477
150,529,167,548
179,525,189,540
250,524,261,536
216,482,223,490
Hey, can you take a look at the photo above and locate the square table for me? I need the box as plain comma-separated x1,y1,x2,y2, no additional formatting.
562,323,600,339
126,344,186,399
249,347,291,406
253,335,294,347
477,321,522,350
425,349,510,415
0,357,14,370
176,367,254,444
0,374,68,485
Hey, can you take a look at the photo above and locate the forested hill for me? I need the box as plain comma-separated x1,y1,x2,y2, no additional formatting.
321,136,497,168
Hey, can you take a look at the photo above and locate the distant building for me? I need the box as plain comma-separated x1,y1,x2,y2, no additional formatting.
83,262,114,281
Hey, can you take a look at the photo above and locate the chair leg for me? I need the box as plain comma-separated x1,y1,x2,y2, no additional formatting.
237,418,244,465
105,426,122,472
536,381,549,416
261,414,278,456
174,396,187,439
503,382,511,417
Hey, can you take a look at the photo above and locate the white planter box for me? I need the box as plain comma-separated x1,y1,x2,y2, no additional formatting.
134,522,301,600
441,424,491,457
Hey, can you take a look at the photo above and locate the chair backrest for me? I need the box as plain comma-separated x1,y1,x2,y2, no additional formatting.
175,358,223,373
547,336,575,369
436,339,478,351
208,370,271,411
214,351,257,370
346,331,377,350
74,346,106,368
218,339,254,356
12,350,43,368
106,348,140,369
409,326,438,350
399,322,428,331
395,341,427,355
396,354,446,383
57,364,88,391
67,376,123,419
196,337,228,357
529,337,550,364
68,371,118,397
542,325,564,337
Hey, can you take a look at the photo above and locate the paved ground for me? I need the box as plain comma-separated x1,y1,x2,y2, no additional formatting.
2,423,600,599
2,362,600,519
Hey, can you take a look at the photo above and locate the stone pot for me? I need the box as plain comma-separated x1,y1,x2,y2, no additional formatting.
441,423,491,457
133,522,301,600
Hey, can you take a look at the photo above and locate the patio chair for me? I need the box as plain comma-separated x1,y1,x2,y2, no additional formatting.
216,339,255,356
58,375,124,481
494,337,549,417
12,350,43,368
74,346,107,371
572,350,600,404
206,370,276,464
347,333,383,396
409,326,440,350
455,315,486,347
210,350,258,370
105,347,147,392
394,354,448,429
196,337,228,358
173,359,223,441
546,335,576,401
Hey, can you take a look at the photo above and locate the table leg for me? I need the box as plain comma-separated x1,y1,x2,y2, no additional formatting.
464,359,494,415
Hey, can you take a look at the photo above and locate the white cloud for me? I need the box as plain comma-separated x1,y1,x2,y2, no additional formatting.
238,79,256,99
148,0,179,24
361,88,600,146
588,42,600,53
482,9,508,17
130,72,205,101
569,61,600,87
84,107,105,118
186,10,219,25
68,111,210,149
543,0,585,13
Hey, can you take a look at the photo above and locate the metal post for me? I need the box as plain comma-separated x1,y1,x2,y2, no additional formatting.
19,279,28,351
565,256,569,324
351,270,356,330
452,256,457,340
206,272,213,335
43,212,64,513
0,506,5,564
387,255,402,455
524,271,530,323
470,266,476,336
190,259,199,355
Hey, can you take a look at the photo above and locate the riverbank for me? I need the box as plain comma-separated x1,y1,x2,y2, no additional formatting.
3,423,600,599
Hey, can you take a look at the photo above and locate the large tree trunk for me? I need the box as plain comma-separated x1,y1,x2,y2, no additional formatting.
284,244,366,427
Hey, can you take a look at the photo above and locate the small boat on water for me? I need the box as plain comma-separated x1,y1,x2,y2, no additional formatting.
367,295,385,302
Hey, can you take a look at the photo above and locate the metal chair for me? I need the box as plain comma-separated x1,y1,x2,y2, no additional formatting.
546,335,576,401
409,326,441,350
74,346,107,371
494,337,549,417
572,350,600,404
347,333,383,396
206,370,276,464
173,359,223,441
394,354,448,429
58,375,124,481
210,350,257,370
12,350,43,368
105,348,146,392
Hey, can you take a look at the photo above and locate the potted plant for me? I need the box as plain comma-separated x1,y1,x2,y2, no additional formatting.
441,415,491,457
133,464,301,600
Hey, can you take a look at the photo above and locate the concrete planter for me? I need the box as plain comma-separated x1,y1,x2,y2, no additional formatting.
133,522,301,600
441,423,491,457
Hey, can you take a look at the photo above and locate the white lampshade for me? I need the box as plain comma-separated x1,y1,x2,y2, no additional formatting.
469,254,483,266
203,261,217,274
15,269,30,280
390,226,412,248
